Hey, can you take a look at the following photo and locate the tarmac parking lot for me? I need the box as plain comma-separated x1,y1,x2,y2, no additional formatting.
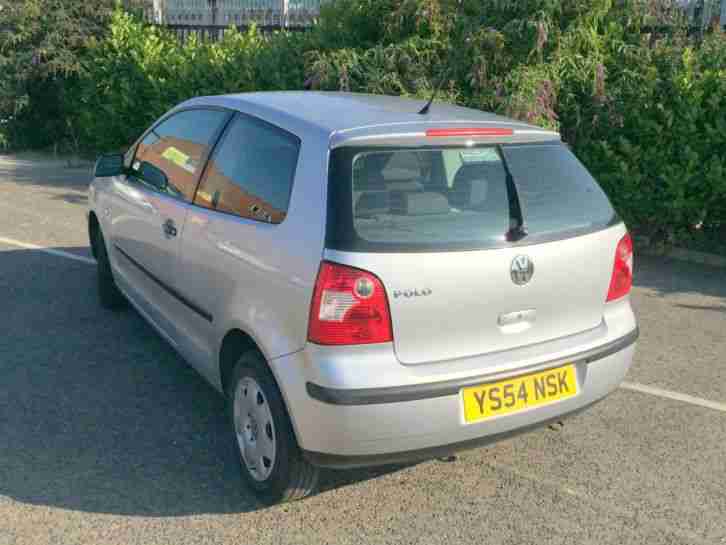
1,153,725,545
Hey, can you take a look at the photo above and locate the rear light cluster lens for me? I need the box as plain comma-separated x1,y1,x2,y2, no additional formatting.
606,233,634,302
308,261,393,346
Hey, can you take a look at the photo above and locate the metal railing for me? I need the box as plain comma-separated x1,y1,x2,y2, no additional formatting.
152,0,725,41
151,0,324,35
162,22,310,41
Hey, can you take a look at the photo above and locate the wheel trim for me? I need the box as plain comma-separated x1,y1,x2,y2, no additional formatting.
234,377,276,482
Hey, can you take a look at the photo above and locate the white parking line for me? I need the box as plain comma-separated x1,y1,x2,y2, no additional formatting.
0,236,96,265
620,382,726,413
1,234,726,415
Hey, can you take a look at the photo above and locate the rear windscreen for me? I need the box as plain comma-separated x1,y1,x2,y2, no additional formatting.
326,142,617,253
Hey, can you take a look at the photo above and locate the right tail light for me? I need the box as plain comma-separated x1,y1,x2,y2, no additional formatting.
606,233,633,302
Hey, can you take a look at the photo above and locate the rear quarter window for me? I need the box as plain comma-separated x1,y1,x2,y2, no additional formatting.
193,114,300,224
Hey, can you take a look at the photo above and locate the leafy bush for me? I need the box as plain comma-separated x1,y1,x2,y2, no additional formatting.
573,30,726,242
0,0,148,149
64,11,312,152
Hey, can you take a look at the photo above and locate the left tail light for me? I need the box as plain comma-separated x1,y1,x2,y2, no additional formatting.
308,261,393,346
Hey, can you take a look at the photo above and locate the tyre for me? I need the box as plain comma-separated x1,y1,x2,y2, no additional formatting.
226,350,320,504
92,225,127,310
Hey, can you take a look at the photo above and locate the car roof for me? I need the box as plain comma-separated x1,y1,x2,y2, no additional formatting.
181,92,559,147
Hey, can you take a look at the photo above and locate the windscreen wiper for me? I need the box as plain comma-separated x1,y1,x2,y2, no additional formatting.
499,148,528,242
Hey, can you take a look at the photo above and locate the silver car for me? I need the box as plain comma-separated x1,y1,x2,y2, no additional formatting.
88,92,638,504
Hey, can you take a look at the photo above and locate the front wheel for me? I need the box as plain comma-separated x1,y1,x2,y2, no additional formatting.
226,351,320,504
91,226,126,310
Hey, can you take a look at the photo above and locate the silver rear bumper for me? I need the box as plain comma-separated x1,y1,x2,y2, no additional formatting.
271,321,638,468
302,396,604,469
306,328,638,406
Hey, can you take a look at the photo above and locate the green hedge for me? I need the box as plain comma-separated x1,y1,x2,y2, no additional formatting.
5,1,726,244
64,13,314,153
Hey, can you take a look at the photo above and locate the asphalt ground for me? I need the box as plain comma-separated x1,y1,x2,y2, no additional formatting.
1,153,725,545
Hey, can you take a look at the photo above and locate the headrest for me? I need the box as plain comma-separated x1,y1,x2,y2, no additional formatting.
354,173,386,191
451,165,490,208
355,191,389,217
354,153,392,191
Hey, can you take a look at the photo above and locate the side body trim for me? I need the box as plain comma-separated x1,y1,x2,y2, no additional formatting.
114,244,213,323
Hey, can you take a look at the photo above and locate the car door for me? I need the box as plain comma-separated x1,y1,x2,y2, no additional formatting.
108,108,231,342
174,113,303,382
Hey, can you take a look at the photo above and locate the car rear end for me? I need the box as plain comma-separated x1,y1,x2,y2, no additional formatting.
276,123,638,468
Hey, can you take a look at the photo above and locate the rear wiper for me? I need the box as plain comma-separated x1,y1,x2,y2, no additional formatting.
500,149,528,242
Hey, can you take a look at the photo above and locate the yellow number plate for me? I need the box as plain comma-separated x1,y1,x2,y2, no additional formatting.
462,364,577,423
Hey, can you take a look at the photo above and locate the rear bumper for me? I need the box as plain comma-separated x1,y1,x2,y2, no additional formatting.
270,318,638,468
306,328,638,406
302,397,603,469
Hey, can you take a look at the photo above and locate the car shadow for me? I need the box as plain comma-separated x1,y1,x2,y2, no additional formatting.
634,254,726,302
0,246,409,516
48,192,89,205
674,303,726,314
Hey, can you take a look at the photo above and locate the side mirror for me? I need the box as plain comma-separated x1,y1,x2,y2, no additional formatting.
138,161,168,191
94,153,125,178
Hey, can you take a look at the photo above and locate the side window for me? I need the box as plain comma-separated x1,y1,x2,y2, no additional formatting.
194,114,300,224
132,109,229,201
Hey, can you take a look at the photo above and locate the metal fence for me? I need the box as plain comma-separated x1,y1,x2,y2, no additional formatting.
163,22,309,41
151,0,324,38
152,0,725,42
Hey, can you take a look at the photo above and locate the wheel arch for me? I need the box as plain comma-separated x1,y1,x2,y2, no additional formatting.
218,327,305,447
219,328,260,397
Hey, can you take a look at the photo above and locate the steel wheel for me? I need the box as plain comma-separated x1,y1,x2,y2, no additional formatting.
226,353,320,503
234,376,277,482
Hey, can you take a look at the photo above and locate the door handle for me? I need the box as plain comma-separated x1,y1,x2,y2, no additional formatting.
163,218,177,238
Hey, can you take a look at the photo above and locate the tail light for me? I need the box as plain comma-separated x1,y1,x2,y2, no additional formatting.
606,233,633,302
308,261,393,345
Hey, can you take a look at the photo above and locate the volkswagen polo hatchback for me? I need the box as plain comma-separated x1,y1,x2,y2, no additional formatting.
88,92,638,504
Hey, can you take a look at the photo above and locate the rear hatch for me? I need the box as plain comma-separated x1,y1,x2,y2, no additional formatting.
325,135,622,365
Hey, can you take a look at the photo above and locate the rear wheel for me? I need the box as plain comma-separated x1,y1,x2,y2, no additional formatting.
91,225,126,310
226,350,320,504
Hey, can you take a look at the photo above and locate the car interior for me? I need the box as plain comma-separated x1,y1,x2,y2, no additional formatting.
352,149,509,219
